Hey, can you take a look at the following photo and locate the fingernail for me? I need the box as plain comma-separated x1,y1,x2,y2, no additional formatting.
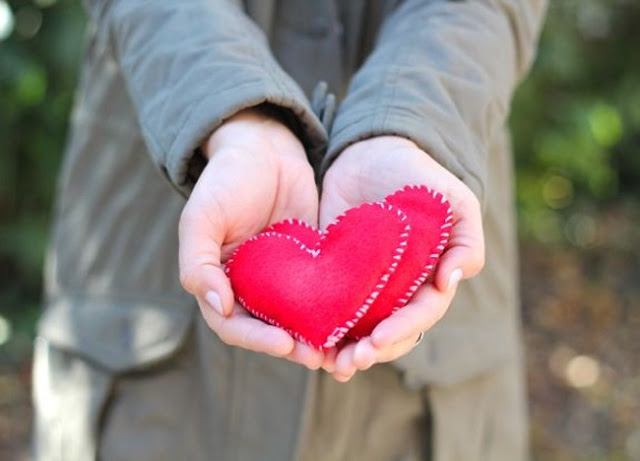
205,291,224,316
447,268,463,291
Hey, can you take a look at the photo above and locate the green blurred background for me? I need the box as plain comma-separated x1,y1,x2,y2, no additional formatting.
1,0,639,459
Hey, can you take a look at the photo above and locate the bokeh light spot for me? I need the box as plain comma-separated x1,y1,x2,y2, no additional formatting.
565,355,601,388
0,315,12,346
15,5,42,39
0,0,14,40
542,175,574,209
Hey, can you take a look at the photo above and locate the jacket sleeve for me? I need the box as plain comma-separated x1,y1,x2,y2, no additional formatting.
324,0,548,202
82,0,327,196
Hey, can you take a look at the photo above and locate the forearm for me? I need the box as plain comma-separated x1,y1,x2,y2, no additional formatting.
83,0,326,195
326,0,548,202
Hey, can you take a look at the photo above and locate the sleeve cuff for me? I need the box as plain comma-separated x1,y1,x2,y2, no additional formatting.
323,107,486,202
159,80,327,197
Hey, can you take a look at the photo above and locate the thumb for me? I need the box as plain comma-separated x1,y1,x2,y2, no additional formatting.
178,195,235,317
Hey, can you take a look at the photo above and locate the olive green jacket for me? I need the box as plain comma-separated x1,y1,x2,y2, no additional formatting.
39,1,547,459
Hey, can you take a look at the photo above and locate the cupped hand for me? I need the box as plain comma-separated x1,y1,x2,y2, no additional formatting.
319,136,485,381
178,108,323,369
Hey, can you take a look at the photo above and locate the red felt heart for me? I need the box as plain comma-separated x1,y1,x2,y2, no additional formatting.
265,186,453,340
225,185,452,350
266,219,322,247
346,186,453,339
225,202,411,349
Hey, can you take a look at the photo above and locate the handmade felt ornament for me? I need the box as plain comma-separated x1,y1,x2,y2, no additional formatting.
346,186,453,339
225,185,453,350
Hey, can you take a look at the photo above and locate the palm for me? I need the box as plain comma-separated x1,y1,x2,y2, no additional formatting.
179,109,323,369
319,136,485,380
320,138,451,226
192,145,318,263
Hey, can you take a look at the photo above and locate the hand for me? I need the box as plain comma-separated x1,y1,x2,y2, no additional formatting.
179,108,323,369
319,136,485,381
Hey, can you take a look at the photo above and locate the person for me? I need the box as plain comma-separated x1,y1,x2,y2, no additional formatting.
32,1,548,460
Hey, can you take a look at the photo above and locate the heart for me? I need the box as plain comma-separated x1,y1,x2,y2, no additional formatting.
225,185,452,349
225,202,411,349
346,186,453,339
266,186,453,340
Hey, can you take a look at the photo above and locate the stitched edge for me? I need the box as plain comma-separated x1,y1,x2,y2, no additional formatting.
225,202,411,350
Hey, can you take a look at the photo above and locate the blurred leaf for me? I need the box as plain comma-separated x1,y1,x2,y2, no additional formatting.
15,63,46,106
510,0,640,242
588,103,623,148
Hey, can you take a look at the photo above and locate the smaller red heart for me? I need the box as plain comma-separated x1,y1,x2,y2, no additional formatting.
226,202,411,349
346,185,453,339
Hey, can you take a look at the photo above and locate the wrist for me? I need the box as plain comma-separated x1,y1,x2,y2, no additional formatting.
345,136,418,157
202,106,300,160
328,135,423,175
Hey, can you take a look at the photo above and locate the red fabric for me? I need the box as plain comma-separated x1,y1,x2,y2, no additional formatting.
226,186,452,350
226,202,411,349
346,186,452,338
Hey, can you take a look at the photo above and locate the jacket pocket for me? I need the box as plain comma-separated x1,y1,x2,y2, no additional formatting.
38,293,194,373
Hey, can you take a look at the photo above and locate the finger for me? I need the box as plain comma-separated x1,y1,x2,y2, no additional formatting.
182,259,235,318
332,370,356,383
434,194,485,292
178,186,235,316
180,254,235,318
351,334,421,370
382,335,421,362
370,282,457,348
285,342,324,370
197,300,295,356
333,342,359,379
179,152,276,316
321,347,338,373
366,335,420,365
352,338,377,370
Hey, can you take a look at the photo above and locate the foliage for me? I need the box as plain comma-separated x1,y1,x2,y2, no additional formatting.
0,0,84,362
510,0,640,246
